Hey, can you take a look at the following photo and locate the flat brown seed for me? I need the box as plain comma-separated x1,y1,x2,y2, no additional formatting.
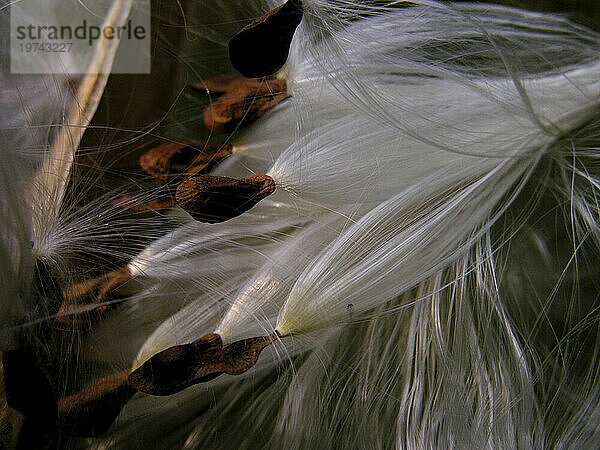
113,192,176,213
58,371,137,436
128,332,279,396
128,333,224,396
229,0,303,78
139,141,233,181
219,334,279,376
203,78,287,134
59,267,131,321
176,174,276,223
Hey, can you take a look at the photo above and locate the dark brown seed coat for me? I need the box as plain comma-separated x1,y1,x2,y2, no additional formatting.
113,192,177,213
59,267,131,321
175,174,276,223
203,78,287,134
229,0,304,78
128,332,278,396
139,141,234,181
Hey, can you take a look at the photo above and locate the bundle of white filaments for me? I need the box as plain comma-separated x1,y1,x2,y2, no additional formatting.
2,0,600,448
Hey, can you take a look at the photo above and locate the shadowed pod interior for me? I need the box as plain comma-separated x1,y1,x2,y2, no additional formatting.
1,0,600,448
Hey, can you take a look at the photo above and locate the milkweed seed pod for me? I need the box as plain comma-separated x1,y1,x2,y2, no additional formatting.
2,0,600,449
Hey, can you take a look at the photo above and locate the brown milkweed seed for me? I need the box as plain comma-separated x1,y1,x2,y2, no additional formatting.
139,141,234,181
128,333,223,396
113,191,177,213
203,78,287,134
175,174,276,223
229,0,303,78
59,267,131,321
128,332,279,396
217,334,278,376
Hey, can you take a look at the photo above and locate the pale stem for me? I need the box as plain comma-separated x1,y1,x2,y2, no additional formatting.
31,0,134,240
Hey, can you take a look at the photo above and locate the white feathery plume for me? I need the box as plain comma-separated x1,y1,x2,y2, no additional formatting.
2,0,600,448
276,159,533,336
224,101,300,167
30,0,134,262
94,3,600,446
105,2,600,445
1,0,134,348
290,2,600,133
237,5,600,208
133,209,356,365
74,201,310,361
0,17,74,349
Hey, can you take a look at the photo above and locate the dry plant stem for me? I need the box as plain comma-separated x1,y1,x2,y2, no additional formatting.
139,141,234,181
31,0,133,234
58,371,137,436
128,332,280,396
229,0,304,78
175,174,276,223
203,78,288,134
59,267,131,321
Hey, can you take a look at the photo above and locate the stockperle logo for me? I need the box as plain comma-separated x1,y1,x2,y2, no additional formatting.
10,0,150,74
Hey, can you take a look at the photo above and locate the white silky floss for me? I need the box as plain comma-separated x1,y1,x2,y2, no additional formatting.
133,1,600,367
4,0,599,448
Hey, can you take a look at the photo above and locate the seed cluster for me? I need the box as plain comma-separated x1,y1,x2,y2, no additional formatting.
1,2,305,443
